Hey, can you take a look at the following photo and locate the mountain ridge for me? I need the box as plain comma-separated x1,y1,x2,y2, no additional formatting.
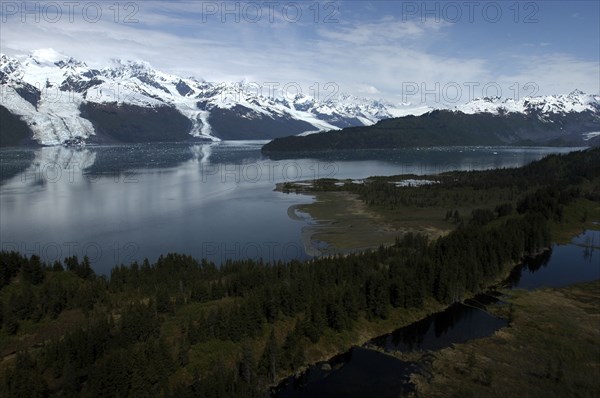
0,50,424,146
261,104,600,155
2,50,599,148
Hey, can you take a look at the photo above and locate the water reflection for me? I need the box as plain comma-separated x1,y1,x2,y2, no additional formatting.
370,302,508,353
575,231,598,262
1,144,583,187
1,142,317,274
0,143,586,275
264,146,583,174
505,249,553,285
274,347,416,398
0,149,36,184
1,146,97,189
275,300,508,398
507,230,600,290
274,230,600,398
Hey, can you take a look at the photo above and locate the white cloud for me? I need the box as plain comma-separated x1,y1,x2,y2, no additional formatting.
315,17,446,46
1,1,597,103
356,84,380,95
496,54,600,96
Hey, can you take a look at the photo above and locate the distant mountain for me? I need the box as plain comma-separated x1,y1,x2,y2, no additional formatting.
262,91,600,155
0,49,427,146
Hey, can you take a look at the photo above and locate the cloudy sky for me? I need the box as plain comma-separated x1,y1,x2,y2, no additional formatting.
1,0,598,104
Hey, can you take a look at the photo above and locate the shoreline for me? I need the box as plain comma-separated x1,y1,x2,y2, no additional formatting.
279,181,452,257
274,181,600,394
269,242,572,395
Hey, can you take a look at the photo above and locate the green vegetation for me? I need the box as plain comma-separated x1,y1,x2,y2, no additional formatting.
413,281,600,398
291,190,444,255
261,110,595,154
283,149,600,254
0,148,598,397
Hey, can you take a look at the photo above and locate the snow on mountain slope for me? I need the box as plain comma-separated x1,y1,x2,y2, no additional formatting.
1,49,599,146
1,50,432,145
385,103,433,118
1,52,96,145
455,90,600,117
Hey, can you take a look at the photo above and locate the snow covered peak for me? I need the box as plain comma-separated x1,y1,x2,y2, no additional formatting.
0,54,24,82
105,59,160,79
54,57,87,69
28,48,70,66
455,91,599,116
3,50,415,144
109,58,153,71
568,89,586,97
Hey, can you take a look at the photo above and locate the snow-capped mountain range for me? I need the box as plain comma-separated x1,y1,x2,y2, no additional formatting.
0,49,428,146
1,49,598,147
453,89,599,118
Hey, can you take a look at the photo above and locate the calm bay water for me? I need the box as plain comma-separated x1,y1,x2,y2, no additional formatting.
507,229,600,290
0,142,582,274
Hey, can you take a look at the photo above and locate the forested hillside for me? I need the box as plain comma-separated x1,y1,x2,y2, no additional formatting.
262,110,599,154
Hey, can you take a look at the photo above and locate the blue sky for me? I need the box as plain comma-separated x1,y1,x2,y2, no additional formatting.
1,0,598,104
